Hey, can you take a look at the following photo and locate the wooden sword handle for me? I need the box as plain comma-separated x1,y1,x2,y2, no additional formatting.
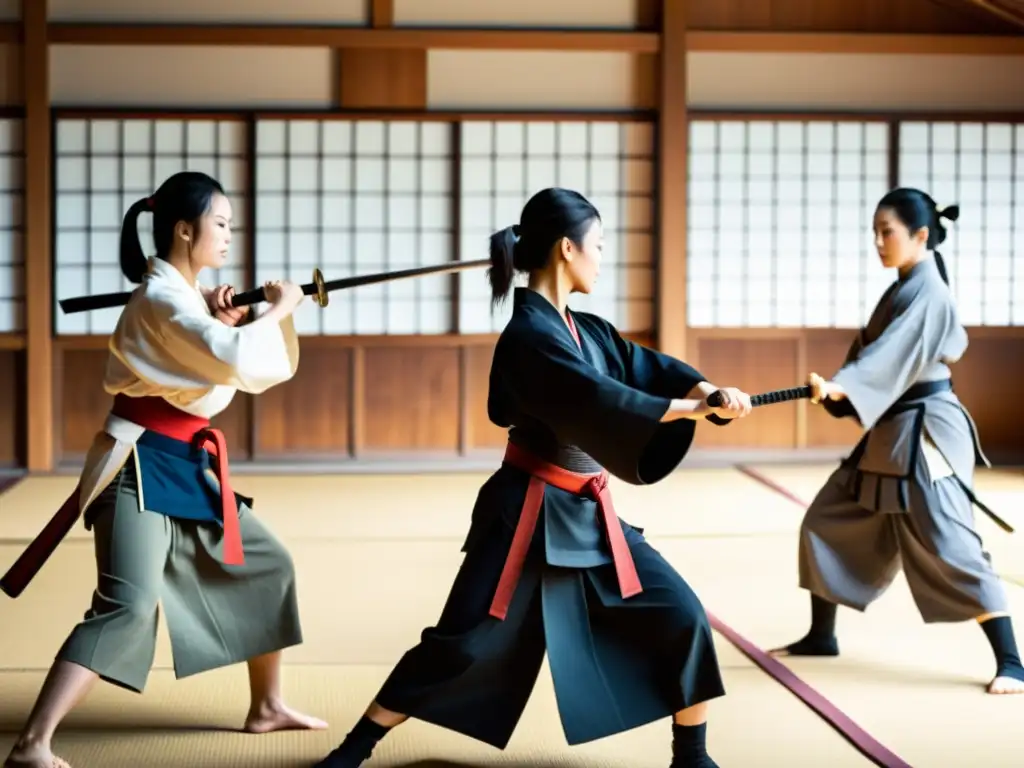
705,386,813,426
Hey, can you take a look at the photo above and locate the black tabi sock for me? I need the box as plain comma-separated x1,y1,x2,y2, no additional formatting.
783,594,839,656
980,616,1024,681
670,722,718,768
315,716,391,767
809,593,838,638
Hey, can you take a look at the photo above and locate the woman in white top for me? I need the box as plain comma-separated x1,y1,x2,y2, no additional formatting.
4,171,326,768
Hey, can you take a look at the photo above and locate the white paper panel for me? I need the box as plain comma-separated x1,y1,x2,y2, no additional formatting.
254,119,455,335
53,117,250,336
898,121,1024,326
0,118,22,332
687,119,891,329
458,121,655,334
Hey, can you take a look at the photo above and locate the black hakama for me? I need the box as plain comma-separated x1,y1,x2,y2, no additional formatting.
373,287,725,748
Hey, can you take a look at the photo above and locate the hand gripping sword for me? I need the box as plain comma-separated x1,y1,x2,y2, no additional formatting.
704,385,812,426
702,386,1015,535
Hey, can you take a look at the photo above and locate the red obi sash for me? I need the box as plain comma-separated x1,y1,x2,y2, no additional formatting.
0,395,244,598
111,394,244,566
488,441,643,621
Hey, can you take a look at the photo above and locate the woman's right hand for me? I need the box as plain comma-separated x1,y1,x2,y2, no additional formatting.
263,279,305,313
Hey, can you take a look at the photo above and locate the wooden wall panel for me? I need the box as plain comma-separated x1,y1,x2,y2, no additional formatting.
58,349,251,462
253,348,351,457
59,349,112,457
804,331,863,448
464,342,506,450
687,0,1019,34
336,48,427,109
691,338,799,448
362,347,461,452
0,350,22,467
946,335,1024,463
47,332,1024,464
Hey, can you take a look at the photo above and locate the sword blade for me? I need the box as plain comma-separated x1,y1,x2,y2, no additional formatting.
57,258,492,315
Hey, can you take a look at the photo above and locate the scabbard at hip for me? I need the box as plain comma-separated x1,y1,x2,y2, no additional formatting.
0,486,82,599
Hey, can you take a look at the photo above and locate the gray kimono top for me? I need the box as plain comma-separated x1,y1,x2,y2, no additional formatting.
831,257,988,512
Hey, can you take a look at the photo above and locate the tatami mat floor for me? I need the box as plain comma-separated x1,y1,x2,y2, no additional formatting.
1,463,1023,767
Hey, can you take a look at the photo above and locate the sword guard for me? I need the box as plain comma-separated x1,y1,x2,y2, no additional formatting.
312,268,329,307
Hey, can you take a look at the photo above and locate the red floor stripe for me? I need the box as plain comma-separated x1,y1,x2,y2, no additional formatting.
710,463,913,768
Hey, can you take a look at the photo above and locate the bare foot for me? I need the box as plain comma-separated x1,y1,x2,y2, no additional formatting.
4,743,72,768
243,700,328,733
987,675,1024,695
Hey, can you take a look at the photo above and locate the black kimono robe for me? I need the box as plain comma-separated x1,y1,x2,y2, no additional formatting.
374,287,725,749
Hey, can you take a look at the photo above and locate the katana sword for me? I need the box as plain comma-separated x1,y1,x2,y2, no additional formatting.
58,258,492,315
705,385,812,426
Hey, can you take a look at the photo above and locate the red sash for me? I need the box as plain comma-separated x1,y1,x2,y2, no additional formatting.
111,394,244,566
488,441,643,621
0,395,243,599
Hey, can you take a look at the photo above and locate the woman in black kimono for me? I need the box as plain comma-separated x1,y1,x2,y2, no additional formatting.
315,188,753,768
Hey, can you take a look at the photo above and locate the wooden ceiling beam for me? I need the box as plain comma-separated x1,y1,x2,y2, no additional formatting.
48,24,660,52
43,25,1024,56
688,31,1024,55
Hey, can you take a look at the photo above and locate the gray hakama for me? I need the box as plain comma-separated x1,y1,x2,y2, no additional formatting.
372,288,725,749
799,258,1008,623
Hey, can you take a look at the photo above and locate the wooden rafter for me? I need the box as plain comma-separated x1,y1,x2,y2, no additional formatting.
39,24,1024,56
687,31,1024,54
47,24,659,52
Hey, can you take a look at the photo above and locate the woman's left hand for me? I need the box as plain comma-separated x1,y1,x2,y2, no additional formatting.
807,372,847,403
709,386,753,418
208,284,248,326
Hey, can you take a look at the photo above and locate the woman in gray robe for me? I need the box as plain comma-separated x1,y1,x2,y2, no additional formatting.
770,187,1024,696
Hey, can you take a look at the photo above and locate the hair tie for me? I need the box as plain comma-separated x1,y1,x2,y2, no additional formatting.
146,196,155,209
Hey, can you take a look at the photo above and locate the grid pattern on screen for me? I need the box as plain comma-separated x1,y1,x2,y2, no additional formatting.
53,117,249,335
0,118,23,334
898,121,1024,326
457,121,655,334
687,119,892,328
254,119,454,336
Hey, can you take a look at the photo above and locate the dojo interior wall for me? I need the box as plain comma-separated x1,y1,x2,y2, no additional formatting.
2,0,1024,471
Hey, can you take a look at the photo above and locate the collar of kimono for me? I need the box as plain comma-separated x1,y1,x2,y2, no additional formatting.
565,310,581,349
147,256,205,295
514,287,582,351
146,256,209,308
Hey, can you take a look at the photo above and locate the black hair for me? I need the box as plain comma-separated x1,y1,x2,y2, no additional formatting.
876,187,960,285
119,170,227,284
487,187,601,307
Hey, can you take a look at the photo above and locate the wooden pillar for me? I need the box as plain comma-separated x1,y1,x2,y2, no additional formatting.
23,0,53,471
656,0,687,360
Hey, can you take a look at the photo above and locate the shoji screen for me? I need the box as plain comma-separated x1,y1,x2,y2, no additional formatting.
457,120,656,334
53,116,249,335
898,120,1024,326
687,118,891,328
253,118,455,335
0,116,22,334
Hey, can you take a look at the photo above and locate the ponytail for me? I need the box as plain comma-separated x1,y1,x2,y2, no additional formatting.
933,251,949,285
486,188,603,310
488,225,518,308
119,197,151,284
933,204,959,286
